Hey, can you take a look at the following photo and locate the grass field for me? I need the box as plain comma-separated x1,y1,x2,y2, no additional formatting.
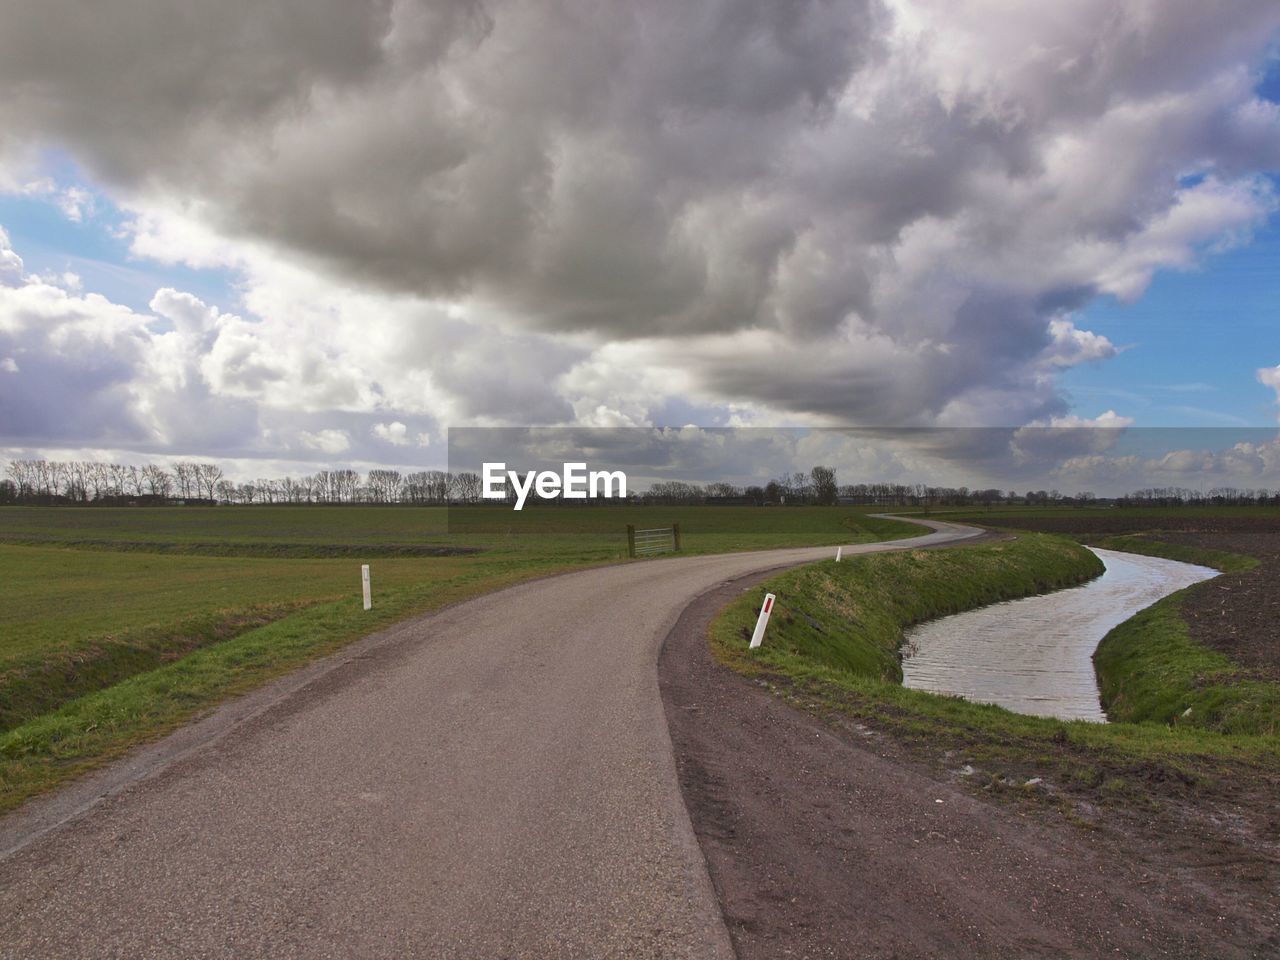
0,504,918,810
0,503,914,556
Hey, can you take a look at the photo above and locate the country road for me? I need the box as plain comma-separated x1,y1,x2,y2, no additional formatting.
0,518,981,959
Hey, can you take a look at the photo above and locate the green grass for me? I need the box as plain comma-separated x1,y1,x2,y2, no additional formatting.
0,546,503,733
710,534,1279,812
722,534,1103,684
1094,595,1280,735
1089,534,1259,574
930,528,1276,736
1082,535,1277,735
0,504,918,558
912,503,1280,521
0,562,556,811
0,504,918,810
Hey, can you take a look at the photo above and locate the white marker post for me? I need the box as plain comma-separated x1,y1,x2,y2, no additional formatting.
361,564,372,611
835,546,842,562
748,593,776,649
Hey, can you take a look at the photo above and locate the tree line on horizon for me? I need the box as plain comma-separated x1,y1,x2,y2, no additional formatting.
3,458,1278,508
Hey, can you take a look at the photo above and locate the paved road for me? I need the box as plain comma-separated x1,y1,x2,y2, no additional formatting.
0,518,982,959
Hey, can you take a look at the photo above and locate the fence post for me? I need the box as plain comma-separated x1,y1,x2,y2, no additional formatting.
672,522,681,552
627,524,636,558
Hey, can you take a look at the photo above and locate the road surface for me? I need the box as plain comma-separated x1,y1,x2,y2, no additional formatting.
0,518,981,959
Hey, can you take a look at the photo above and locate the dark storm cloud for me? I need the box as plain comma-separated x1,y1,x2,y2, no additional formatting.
2,0,1280,434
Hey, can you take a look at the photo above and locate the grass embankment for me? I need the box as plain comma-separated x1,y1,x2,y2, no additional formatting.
0,505,919,811
0,562,552,812
1086,535,1278,736
712,533,1279,813
1089,534,1258,574
0,546,501,734
722,535,1103,684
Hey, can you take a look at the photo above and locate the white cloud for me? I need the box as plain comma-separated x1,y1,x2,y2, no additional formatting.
0,227,23,287
372,421,409,446
1043,410,1135,430
1010,410,1134,466
1260,364,1280,416
55,185,93,222
298,429,351,454
4,176,97,223
1,357,17,373
1040,319,1118,369
150,287,219,338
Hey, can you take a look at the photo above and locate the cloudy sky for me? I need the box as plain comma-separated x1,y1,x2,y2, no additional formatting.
2,0,1280,487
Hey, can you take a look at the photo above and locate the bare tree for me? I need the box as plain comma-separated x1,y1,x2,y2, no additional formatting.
705,482,741,499
453,471,481,503
85,461,107,500
6,460,35,498
173,462,194,498
810,465,838,506
33,459,58,498
194,463,223,501
297,475,317,503
142,464,172,497
367,469,403,503
427,470,451,503
108,463,130,498
63,461,89,501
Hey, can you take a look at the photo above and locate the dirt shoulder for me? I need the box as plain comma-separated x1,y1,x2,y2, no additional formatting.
660,572,1280,959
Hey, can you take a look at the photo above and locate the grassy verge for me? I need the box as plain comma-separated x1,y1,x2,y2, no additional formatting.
0,562,574,812
0,603,303,732
711,534,1279,816
1087,535,1277,735
1089,534,1259,574
720,534,1103,684
0,544,505,734
1094,597,1280,735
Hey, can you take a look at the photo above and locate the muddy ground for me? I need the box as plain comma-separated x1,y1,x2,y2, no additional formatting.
660,573,1279,958
964,513,1280,680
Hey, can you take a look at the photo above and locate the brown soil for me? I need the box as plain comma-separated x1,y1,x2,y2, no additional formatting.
660,572,1280,960
959,513,1280,680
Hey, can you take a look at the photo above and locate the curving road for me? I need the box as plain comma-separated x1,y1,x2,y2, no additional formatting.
0,517,982,959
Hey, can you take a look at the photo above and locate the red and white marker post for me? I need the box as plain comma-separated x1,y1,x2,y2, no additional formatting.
748,593,776,649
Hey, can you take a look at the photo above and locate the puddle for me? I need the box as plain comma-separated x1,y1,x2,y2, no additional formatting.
901,548,1218,722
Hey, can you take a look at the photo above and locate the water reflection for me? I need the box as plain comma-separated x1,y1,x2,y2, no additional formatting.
901,548,1218,722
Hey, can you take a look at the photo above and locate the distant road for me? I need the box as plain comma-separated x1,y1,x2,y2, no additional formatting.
0,518,982,959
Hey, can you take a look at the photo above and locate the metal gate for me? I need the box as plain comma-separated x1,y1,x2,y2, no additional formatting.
627,523,682,557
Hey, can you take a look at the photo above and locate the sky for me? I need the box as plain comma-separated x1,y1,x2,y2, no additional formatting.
2,0,1280,491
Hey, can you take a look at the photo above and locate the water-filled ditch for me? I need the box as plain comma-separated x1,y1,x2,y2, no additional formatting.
901,548,1217,721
